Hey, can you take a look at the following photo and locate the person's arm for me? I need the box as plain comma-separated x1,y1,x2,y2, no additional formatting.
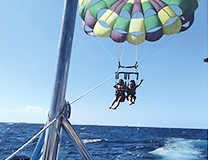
136,78,144,88
113,83,118,88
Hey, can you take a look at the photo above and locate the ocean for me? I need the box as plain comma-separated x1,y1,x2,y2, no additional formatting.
0,123,207,160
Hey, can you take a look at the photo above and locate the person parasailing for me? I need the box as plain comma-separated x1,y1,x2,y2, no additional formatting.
126,79,144,105
79,0,199,110
109,79,126,110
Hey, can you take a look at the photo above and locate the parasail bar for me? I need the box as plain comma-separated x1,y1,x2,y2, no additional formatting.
115,71,139,80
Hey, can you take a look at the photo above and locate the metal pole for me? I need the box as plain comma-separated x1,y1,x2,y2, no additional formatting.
42,0,78,159
61,115,92,160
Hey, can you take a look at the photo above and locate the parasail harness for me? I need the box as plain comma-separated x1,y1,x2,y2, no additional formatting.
115,61,139,85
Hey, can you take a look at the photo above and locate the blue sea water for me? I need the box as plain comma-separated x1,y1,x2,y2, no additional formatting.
0,123,207,160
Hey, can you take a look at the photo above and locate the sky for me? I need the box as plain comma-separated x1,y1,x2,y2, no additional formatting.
0,0,207,129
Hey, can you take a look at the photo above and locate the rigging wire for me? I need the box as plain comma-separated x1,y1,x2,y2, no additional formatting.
70,67,126,105
6,68,130,159
5,116,59,160
6,69,128,159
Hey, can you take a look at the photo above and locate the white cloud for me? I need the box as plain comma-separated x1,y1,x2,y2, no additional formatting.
0,106,46,123
20,106,44,112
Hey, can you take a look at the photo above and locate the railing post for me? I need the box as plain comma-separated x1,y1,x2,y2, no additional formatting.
42,0,78,159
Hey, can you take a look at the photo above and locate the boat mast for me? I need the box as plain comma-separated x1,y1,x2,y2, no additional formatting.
42,0,77,159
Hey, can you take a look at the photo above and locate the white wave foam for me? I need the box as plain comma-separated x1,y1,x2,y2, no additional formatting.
82,139,108,144
149,138,205,160
80,127,86,131
82,139,102,143
6,123,14,125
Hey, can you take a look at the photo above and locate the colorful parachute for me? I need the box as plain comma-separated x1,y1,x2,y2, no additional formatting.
79,0,199,45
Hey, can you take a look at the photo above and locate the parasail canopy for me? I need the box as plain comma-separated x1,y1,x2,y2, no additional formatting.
79,0,199,45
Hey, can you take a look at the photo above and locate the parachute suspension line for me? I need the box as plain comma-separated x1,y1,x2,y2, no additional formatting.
151,34,175,53
135,42,141,65
134,24,147,67
134,42,139,84
146,16,179,54
94,35,118,65
135,33,146,67
116,8,127,66
117,42,121,63
137,0,181,66
70,68,126,105
143,0,179,54
137,14,179,66
138,34,176,66
135,65,139,84
118,41,127,65
135,41,138,63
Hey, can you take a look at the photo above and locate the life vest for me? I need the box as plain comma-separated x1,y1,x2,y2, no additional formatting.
127,85,136,95
116,84,125,94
